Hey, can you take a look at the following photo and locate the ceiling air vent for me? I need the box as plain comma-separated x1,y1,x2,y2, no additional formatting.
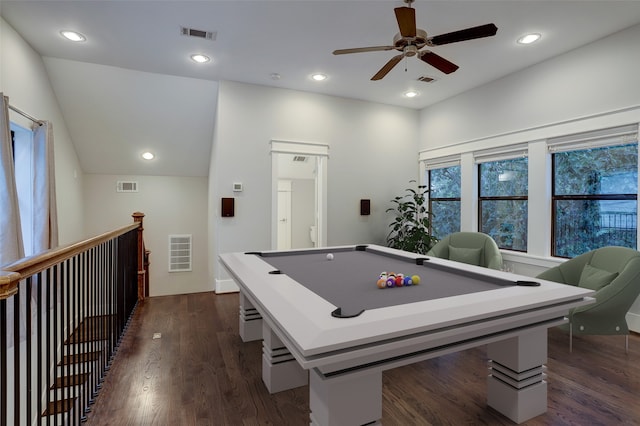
418,76,436,83
180,27,216,40
293,156,308,162
116,181,138,193
168,234,192,272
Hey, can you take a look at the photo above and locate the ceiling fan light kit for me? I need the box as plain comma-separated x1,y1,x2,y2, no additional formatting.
333,0,498,81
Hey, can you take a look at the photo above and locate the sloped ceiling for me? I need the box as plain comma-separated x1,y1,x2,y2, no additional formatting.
3,1,640,176
43,58,217,176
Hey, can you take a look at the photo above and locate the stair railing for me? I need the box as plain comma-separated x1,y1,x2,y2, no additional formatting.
0,212,147,425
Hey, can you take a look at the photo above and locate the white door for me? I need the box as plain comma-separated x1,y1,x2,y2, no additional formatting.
271,140,328,250
277,180,292,250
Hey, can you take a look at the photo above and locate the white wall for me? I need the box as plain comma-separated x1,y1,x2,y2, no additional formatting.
419,23,640,150
291,178,315,249
418,23,640,331
0,17,84,245
84,174,209,297
210,81,419,291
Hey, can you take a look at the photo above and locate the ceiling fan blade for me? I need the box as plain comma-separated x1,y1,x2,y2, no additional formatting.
429,23,498,46
333,46,396,55
371,54,404,81
419,51,459,74
394,7,416,38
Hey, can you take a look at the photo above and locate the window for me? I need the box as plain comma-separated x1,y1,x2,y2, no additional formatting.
552,143,637,258
11,123,35,256
428,165,461,239
478,157,528,251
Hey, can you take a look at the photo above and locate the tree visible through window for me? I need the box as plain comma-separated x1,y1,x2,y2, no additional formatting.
552,143,637,258
428,165,460,240
479,158,528,251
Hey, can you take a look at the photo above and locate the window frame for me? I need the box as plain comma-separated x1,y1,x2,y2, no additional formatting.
477,155,529,252
550,143,638,258
427,165,461,239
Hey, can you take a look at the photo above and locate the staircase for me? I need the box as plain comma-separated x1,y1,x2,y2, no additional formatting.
42,315,115,424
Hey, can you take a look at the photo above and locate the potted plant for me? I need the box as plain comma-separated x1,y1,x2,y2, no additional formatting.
386,181,438,254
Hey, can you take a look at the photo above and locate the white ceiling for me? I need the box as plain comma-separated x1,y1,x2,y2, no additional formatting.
3,1,640,176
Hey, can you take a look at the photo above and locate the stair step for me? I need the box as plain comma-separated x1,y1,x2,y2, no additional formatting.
66,315,114,344
51,373,90,389
59,351,101,365
42,398,76,416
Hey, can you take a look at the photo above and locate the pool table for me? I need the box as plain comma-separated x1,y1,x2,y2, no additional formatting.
219,244,594,425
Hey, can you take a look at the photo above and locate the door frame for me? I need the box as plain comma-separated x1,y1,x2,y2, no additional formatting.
270,139,328,250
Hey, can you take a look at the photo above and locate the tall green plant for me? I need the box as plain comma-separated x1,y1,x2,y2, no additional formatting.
386,181,438,254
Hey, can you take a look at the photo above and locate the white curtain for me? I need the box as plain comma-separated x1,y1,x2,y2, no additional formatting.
32,121,58,252
1,95,25,349
0,93,24,266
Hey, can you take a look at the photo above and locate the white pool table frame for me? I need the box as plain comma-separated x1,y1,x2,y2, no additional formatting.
220,245,594,425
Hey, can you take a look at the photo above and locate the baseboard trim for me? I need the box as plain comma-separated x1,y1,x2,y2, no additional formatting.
215,278,239,294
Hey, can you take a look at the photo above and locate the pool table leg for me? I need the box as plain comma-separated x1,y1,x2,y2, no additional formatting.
309,368,382,426
239,291,262,342
487,327,548,424
262,322,308,394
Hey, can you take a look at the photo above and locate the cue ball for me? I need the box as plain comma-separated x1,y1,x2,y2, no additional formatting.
326,253,334,260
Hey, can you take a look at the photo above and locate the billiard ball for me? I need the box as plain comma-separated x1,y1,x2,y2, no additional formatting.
395,276,404,287
386,278,396,288
403,276,413,286
411,275,421,285
376,279,387,289
326,253,334,260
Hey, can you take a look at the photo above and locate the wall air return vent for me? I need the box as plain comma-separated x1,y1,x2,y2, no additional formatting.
116,181,138,193
169,234,192,272
293,156,308,162
180,27,216,40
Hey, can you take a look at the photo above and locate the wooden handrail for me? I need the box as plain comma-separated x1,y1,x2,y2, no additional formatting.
0,213,144,300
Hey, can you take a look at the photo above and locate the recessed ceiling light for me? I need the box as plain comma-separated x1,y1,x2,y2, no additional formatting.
60,30,86,42
404,90,419,98
190,54,210,63
270,73,282,80
517,33,541,45
311,73,327,81
141,152,155,160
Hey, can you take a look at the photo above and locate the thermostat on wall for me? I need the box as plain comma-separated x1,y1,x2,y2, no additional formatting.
233,182,243,192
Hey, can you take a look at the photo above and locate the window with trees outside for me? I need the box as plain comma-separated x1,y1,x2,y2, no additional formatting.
428,165,460,240
552,143,637,258
478,157,528,251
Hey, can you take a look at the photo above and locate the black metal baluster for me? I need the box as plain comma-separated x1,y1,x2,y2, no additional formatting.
45,267,51,426
68,255,77,424
26,277,33,424
80,251,88,422
36,272,43,424
1,297,7,426
53,264,59,425
61,260,71,424
13,281,21,426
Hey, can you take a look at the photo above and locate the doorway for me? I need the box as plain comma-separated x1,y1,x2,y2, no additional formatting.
271,140,328,250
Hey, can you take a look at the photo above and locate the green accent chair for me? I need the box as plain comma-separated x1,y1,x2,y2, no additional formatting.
536,246,640,352
427,232,503,270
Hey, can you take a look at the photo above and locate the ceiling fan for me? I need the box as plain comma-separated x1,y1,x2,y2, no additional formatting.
333,0,498,80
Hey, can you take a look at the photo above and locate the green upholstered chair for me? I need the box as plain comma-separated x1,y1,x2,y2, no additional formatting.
426,232,503,270
536,246,640,352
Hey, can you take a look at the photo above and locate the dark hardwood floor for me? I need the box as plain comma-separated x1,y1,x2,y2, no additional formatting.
85,292,640,425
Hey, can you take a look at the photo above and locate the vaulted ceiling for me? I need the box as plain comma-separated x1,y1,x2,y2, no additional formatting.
3,1,640,176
